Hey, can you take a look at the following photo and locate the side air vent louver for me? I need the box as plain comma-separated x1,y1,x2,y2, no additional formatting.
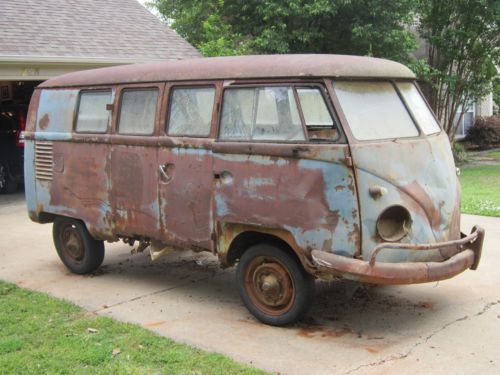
35,141,53,181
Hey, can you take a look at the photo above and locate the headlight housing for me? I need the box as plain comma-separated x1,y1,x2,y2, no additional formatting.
376,205,412,242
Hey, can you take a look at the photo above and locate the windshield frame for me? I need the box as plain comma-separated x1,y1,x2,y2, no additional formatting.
329,78,442,143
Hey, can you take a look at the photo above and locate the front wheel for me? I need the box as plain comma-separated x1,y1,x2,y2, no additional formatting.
53,217,105,274
236,243,315,326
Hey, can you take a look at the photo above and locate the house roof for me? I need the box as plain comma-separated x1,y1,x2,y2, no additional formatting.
40,54,417,88
0,0,200,62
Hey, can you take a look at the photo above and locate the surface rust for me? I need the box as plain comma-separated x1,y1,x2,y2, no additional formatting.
39,54,416,89
25,58,483,286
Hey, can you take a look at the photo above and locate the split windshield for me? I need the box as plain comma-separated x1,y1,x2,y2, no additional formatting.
333,81,440,141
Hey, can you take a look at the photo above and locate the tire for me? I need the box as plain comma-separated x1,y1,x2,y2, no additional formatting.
53,217,105,274
0,163,17,194
236,243,315,326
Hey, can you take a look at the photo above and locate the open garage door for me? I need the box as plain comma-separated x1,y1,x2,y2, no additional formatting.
0,81,42,193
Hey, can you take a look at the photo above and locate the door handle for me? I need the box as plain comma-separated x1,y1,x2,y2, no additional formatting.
213,170,233,184
159,163,175,183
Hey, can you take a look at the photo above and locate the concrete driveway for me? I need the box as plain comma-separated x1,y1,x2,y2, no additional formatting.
1,193,499,375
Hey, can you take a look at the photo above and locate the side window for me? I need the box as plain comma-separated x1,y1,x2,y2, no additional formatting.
118,88,158,135
296,87,339,141
167,87,215,137
76,90,112,133
219,86,305,141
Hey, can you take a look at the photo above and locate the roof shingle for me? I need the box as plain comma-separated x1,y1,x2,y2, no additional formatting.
0,0,201,61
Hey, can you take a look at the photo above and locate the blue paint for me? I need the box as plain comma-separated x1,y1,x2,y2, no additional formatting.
35,179,77,217
23,141,37,213
352,133,460,263
297,159,355,218
34,132,72,141
216,153,277,166
296,158,359,256
37,89,79,133
172,147,210,156
214,193,230,217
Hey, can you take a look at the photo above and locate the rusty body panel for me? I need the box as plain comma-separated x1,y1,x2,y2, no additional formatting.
349,132,462,263
25,54,483,295
212,142,359,262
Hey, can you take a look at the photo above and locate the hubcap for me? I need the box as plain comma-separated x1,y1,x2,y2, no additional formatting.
245,256,295,316
60,224,84,262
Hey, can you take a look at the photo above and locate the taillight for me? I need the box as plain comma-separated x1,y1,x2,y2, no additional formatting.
16,112,26,147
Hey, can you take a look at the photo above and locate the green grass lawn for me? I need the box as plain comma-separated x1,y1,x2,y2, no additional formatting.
459,164,500,217
0,281,266,375
487,150,500,161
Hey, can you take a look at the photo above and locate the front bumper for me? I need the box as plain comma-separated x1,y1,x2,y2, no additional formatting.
311,226,485,285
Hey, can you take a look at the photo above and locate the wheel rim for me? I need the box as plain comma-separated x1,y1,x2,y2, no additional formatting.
59,223,85,262
244,256,295,316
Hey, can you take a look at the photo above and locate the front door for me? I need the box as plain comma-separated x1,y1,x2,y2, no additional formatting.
212,83,360,256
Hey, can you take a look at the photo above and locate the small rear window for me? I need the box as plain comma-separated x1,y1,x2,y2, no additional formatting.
297,87,338,141
118,88,158,135
76,91,112,133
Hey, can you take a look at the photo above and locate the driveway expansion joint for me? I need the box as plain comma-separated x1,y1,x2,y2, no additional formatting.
92,276,210,313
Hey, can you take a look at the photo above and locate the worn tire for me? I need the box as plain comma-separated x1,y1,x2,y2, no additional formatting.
0,163,17,194
237,243,315,326
53,217,105,274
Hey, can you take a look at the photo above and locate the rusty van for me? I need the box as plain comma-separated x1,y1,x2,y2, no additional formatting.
25,55,485,325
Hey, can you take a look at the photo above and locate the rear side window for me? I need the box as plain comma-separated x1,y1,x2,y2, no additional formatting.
118,88,158,135
168,87,215,137
219,86,305,141
76,91,112,133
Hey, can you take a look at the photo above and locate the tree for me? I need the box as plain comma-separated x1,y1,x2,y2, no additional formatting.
493,77,500,114
149,0,499,140
149,0,418,62
413,0,499,140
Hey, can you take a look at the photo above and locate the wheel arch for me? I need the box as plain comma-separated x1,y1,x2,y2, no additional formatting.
217,222,315,273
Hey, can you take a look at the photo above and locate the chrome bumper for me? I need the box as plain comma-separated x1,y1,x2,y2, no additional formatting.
311,226,485,285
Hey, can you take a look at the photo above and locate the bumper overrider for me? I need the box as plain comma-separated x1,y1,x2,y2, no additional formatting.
311,226,485,285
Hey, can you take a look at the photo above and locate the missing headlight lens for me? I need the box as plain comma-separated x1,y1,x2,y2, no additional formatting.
376,205,412,242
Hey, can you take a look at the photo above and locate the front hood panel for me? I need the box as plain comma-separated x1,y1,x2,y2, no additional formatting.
351,133,461,263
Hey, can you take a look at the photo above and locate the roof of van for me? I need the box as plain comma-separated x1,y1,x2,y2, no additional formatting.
39,54,416,87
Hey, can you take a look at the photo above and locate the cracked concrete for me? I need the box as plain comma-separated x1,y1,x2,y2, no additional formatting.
342,300,500,375
1,193,499,375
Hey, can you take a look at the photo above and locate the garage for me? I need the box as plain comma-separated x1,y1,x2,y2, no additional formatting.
0,79,41,193
0,0,200,194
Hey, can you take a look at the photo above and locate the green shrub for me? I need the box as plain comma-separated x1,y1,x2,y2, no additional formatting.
452,142,469,164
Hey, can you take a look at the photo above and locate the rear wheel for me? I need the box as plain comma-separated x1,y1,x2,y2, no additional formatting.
53,217,104,274
236,243,315,326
